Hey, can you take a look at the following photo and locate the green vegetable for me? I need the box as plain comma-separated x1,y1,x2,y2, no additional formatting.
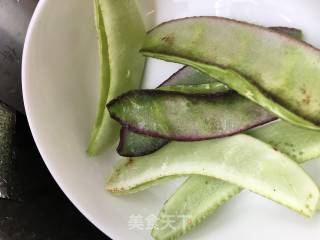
141,17,320,130
0,103,16,199
160,65,222,86
87,0,146,155
152,120,320,240
117,26,304,157
248,121,320,164
107,134,319,217
158,83,229,94
108,89,275,141
118,128,169,157
152,177,240,240
269,26,303,40
117,66,222,157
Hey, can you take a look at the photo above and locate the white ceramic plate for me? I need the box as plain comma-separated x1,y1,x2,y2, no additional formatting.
22,0,320,239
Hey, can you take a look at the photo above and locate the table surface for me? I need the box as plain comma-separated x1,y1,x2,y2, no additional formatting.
0,1,110,239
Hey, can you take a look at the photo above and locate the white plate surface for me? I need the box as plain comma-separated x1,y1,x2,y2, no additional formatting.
22,0,320,239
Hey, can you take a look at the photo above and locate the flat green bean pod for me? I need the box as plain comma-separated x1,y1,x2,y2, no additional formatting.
153,177,240,240
87,0,146,155
117,66,225,157
107,134,319,218
118,27,304,157
108,90,275,141
141,17,320,130
152,120,320,240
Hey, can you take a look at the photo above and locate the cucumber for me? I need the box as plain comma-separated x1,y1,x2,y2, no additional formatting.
141,17,320,130
87,0,146,155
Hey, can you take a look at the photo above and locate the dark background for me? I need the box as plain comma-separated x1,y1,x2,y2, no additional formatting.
0,1,110,239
